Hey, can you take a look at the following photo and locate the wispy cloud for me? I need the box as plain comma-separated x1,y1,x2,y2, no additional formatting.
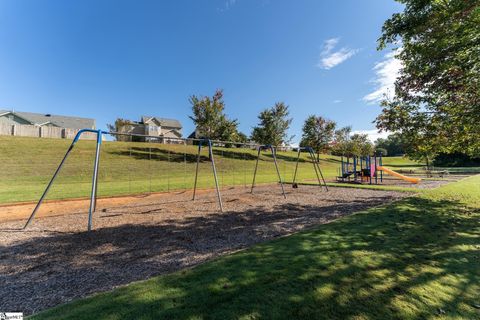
317,38,359,70
363,49,402,103
333,99,342,104
218,0,237,12
352,129,390,143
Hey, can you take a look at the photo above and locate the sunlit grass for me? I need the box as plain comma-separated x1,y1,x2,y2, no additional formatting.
0,136,422,203
31,175,480,320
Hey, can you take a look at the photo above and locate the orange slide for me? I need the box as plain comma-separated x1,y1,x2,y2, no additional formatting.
376,166,421,184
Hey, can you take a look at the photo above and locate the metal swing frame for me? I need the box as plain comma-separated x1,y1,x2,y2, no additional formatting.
23,130,224,231
24,129,103,231
192,139,224,212
292,147,328,191
251,145,286,199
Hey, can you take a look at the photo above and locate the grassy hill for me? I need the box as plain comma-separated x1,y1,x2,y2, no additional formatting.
0,136,421,204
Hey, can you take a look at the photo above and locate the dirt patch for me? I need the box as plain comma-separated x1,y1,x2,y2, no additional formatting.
0,185,407,315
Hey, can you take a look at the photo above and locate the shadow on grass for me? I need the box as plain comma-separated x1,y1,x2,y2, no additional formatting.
107,147,260,163
2,196,479,319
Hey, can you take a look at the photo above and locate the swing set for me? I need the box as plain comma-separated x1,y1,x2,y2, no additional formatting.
23,129,329,231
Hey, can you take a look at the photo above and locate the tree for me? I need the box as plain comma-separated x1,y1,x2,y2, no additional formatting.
331,127,373,158
350,133,374,157
300,115,336,161
375,147,388,156
189,89,240,141
331,126,352,156
374,133,406,156
107,118,135,142
250,102,293,146
376,0,480,158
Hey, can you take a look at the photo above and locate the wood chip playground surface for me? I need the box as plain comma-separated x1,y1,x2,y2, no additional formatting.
0,176,463,316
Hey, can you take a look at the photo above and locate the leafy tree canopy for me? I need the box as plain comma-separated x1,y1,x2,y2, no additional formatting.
189,89,241,141
375,132,406,156
376,0,480,158
251,102,293,146
332,127,374,157
300,115,336,160
331,126,352,156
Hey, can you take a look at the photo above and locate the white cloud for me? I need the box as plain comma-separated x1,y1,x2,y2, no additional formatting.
219,0,237,11
352,129,390,143
363,49,402,103
333,99,342,104
317,38,359,70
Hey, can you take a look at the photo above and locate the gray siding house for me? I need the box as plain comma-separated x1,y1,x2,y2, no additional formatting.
0,110,96,139
0,110,95,129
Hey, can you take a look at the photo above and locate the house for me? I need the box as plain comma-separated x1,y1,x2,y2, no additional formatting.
0,109,96,139
117,116,182,142
0,110,95,129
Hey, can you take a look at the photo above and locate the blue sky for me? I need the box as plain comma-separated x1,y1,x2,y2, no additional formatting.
0,0,403,143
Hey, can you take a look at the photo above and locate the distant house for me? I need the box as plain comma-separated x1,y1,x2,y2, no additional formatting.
0,110,95,129
0,110,96,139
117,116,182,142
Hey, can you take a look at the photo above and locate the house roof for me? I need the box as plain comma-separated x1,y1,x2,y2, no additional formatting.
141,116,182,129
0,110,95,130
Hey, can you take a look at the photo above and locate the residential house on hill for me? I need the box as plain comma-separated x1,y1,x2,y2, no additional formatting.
116,116,182,142
0,110,95,129
0,109,96,139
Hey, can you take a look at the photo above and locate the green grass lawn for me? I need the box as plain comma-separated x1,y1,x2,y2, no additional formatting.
0,136,422,204
31,175,480,320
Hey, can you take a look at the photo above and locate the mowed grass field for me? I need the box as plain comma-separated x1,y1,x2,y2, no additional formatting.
31,174,480,319
0,136,422,204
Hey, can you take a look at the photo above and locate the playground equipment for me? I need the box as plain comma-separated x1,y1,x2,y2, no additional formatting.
292,147,328,191
377,166,421,184
337,154,383,184
23,129,224,231
192,139,223,211
251,145,286,198
23,129,326,231
337,153,421,184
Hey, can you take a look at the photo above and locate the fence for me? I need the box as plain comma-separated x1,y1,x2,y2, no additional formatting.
4,129,329,230
0,123,97,140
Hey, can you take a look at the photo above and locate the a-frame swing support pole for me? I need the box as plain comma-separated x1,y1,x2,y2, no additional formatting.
290,147,328,192
23,141,76,229
251,145,286,199
292,148,302,185
23,129,101,230
250,147,262,194
271,146,286,199
308,148,329,191
192,143,202,200
307,148,328,191
192,139,223,212
88,130,103,231
208,140,224,212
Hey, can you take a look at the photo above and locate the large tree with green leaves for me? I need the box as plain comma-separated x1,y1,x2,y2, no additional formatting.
251,102,293,146
375,133,406,156
376,0,480,158
331,127,374,158
331,126,352,156
189,89,240,141
350,134,374,157
300,115,336,160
